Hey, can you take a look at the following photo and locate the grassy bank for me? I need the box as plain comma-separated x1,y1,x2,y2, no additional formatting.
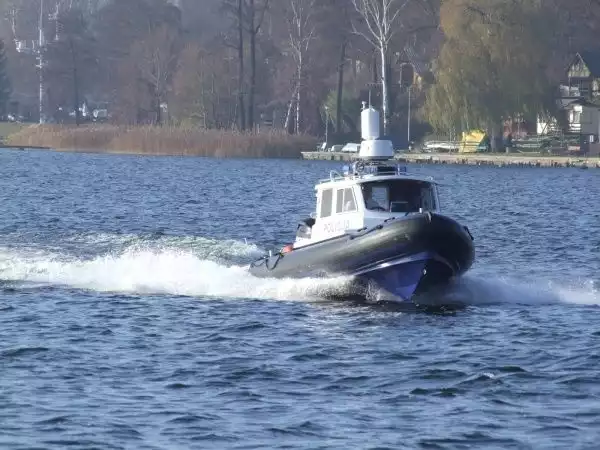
0,122,26,143
5,124,317,158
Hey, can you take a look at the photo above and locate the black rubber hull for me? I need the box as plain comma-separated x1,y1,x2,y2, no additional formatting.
249,213,475,302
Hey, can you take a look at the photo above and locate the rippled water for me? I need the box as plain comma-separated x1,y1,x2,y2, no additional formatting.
1,149,600,449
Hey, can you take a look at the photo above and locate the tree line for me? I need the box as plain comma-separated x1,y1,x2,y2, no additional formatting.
0,0,599,143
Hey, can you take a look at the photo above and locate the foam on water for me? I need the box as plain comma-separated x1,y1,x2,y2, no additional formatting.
60,232,266,262
437,275,600,307
0,240,355,302
0,234,597,307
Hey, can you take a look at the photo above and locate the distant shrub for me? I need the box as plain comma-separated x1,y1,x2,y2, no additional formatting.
6,124,317,158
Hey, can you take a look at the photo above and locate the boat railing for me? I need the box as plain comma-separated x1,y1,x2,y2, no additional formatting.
316,173,435,184
315,163,435,185
317,170,346,184
363,168,399,176
357,171,435,181
330,170,343,181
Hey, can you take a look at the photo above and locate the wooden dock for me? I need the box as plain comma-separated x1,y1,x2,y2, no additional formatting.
301,151,600,169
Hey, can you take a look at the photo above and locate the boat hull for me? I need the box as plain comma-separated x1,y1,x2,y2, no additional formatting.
249,213,475,303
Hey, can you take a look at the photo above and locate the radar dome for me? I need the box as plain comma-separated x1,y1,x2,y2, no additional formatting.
361,105,380,141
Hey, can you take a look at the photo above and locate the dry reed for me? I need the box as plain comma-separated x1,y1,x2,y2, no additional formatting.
6,124,317,158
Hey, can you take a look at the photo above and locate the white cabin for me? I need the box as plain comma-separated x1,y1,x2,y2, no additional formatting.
294,163,440,248
293,103,441,248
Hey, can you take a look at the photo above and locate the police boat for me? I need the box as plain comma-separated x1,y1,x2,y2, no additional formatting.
249,104,475,304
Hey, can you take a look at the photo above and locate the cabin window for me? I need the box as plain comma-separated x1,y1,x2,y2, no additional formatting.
419,185,436,210
361,180,437,212
320,189,333,218
336,188,357,213
370,186,389,210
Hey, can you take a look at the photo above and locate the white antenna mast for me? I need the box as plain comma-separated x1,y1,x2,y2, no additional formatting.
38,0,45,124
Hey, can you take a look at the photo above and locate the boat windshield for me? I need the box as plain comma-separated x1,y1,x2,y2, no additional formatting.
361,179,437,212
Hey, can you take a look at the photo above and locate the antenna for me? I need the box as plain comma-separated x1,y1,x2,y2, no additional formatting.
38,0,45,124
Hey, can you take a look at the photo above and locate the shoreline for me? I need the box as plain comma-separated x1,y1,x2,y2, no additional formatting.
1,124,598,168
2,124,317,159
301,151,600,169
1,145,598,168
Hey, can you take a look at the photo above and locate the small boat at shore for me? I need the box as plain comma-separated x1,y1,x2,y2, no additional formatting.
249,104,475,304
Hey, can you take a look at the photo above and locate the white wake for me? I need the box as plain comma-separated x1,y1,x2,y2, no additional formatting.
0,235,596,307
0,243,355,302
434,274,600,307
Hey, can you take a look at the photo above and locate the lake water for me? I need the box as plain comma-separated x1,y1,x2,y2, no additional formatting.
1,149,599,449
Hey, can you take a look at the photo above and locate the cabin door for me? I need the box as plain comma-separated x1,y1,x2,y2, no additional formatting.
311,187,362,241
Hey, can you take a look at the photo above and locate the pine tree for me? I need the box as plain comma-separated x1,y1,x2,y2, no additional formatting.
0,39,10,119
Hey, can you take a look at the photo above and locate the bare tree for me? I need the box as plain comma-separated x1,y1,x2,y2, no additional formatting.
285,0,317,134
2,1,19,38
94,0,183,124
244,0,269,131
2,0,446,134
172,42,238,128
0,0,42,41
321,0,355,134
221,0,246,130
131,24,182,125
45,7,96,125
0,39,10,118
236,0,245,130
352,0,409,134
